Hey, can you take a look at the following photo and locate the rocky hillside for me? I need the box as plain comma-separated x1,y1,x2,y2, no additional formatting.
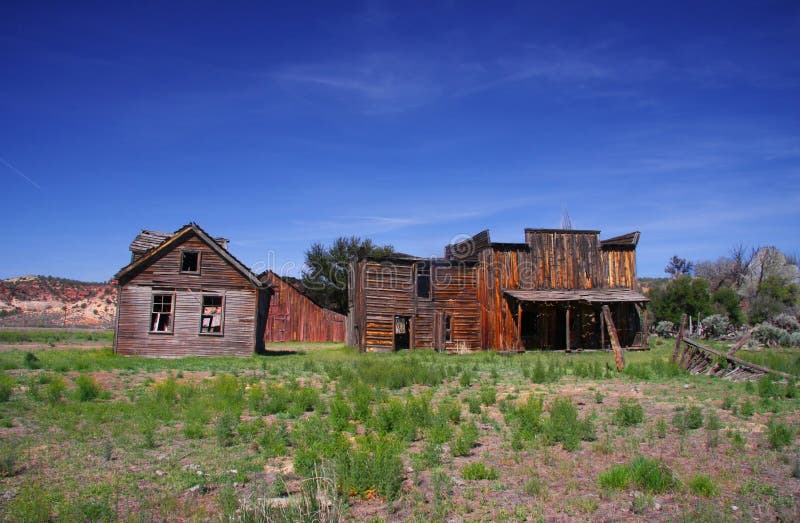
0,275,116,328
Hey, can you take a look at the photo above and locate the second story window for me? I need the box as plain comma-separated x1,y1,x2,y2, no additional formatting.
416,261,430,299
181,251,200,273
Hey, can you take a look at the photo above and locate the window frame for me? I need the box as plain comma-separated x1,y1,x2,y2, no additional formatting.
149,293,175,334
199,294,225,336
445,314,452,343
415,261,431,300
180,250,201,274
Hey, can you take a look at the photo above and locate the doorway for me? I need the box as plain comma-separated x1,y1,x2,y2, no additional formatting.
394,316,411,350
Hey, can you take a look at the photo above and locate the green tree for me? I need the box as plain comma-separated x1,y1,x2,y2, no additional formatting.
664,256,695,277
711,286,744,326
748,275,799,324
301,237,394,314
648,276,712,324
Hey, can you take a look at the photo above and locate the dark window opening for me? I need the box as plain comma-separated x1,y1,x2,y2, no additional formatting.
394,315,410,350
416,262,430,299
445,315,452,342
200,295,224,335
150,294,173,333
181,251,200,273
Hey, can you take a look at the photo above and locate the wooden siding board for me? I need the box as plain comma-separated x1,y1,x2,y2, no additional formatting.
262,272,345,343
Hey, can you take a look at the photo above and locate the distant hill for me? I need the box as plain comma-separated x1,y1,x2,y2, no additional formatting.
0,275,116,328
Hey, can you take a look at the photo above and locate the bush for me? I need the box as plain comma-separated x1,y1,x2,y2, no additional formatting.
655,321,675,338
789,332,800,348
543,397,595,451
771,313,800,333
23,352,41,370
215,412,237,447
44,375,66,403
0,373,14,402
259,421,289,457
753,322,790,347
461,462,499,480
614,399,644,427
479,384,497,406
75,374,100,401
451,420,479,457
700,314,731,339
336,433,404,500
673,406,703,431
688,475,719,497
0,443,18,477
598,456,675,493
766,418,794,450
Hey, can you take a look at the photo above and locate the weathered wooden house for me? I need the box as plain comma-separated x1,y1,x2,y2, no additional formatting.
114,223,344,357
347,228,648,352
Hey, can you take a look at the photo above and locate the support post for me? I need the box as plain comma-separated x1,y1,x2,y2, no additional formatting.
602,305,624,371
600,307,605,350
672,313,687,363
517,302,523,351
565,307,571,353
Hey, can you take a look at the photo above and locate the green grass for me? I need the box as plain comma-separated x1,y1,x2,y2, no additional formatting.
0,329,114,345
0,339,797,521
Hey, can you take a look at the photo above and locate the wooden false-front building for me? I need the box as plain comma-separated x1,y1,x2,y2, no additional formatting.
114,223,344,357
347,228,648,352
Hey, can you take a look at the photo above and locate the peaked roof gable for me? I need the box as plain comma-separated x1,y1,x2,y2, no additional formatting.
115,223,262,288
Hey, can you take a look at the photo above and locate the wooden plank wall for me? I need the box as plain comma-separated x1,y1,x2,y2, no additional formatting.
116,235,257,357
601,248,637,288
477,246,530,350
261,272,345,343
525,230,602,289
360,259,416,352
433,262,481,349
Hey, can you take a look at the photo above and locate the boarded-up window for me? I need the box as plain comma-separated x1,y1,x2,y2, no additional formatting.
150,294,173,333
416,262,430,298
200,295,224,335
181,251,200,273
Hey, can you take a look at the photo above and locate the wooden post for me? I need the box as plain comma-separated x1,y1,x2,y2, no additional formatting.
672,314,687,363
565,307,571,353
727,329,753,357
600,308,605,350
641,304,650,348
602,305,624,371
517,302,523,351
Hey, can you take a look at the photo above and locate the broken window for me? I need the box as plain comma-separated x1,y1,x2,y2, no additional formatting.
181,251,200,273
200,295,224,335
416,261,430,299
150,294,173,333
445,315,452,342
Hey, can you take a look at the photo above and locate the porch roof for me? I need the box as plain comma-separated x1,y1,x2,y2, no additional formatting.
504,288,648,303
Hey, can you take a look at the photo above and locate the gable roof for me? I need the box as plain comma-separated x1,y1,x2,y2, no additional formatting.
116,223,263,288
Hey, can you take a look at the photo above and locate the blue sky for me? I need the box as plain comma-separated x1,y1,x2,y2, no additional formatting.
1,1,798,281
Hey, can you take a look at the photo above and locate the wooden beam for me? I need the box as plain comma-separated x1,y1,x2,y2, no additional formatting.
727,329,753,357
600,307,605,350
672,313,687,363
602,305,624,371
516,302,523,351
565,307,571,353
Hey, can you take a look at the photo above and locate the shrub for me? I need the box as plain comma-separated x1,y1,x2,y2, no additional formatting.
705,412,722,431
336,434,404,500
75,374,100,401
543,397,595,451
437,398,462,424
655,321,675,338
465,394,482,414
688,475,719,497
766,418,794,450
23,352,41,370
790,332,800,348
451,420,480,457
328,395,352,432
44,375,66,403
598,456,675,493
771,313,800,333
614,399,644,427
757,376,780,399
0,443,18,477
700,314,731,339
479,384,497,406
655,417,667,439
740,400,755,418
259,421,289,457
0,373,15,402
461,462,499,481
215,412,237,447
426,412,454,445
753,323,790,347
673,406,703,431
